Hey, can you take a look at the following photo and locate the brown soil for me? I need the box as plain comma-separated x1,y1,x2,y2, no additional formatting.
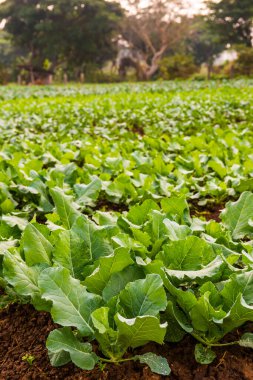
190,202,225,222
1,303,253,380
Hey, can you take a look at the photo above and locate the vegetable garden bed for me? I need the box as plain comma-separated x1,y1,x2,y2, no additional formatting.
1,303,253,380
1,81,253,379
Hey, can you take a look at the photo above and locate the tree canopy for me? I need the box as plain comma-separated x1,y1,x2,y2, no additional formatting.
206,0,253,47
0,0,123,72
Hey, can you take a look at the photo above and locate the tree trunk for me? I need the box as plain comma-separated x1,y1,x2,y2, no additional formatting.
207,61,213,80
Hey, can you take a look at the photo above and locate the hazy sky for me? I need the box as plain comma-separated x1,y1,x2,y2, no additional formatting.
120,0,205,14
0,0,205,13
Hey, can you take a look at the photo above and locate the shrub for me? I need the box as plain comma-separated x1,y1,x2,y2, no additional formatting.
159,54,197,80
234,47,253,77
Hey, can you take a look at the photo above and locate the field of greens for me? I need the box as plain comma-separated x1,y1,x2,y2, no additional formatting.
1,80,253,377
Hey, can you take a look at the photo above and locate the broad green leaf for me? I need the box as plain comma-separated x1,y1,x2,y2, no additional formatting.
2,215,28,231
221,192,253,239
165,300,193,342
127,199,159,226
47,327,98,370
194,344,216,364
118,274,167,317
116,314,167,349
50,187,80,229
220,272,253,308
102,265,144,302
22,224,52,266
222,294,253,335
161,196,190,224
52,229,89,280
189,293,226,333
74,177,101,205
72,216,113,261
164,257,224,284
239,333,253,348
0,239,18,252
84,248,133,295
3,251,49,310
38,267,102,336
134,353,171,376
163,219,191,241
158,236,215,270
91,307,123,360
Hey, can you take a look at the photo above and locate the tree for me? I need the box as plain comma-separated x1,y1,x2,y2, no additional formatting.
188,16,225,79
206,0,253,47
120,0,191,80
0,0,123,81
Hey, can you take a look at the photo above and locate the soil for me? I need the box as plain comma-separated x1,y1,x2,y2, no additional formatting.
190,201,226,222
1,303,253,380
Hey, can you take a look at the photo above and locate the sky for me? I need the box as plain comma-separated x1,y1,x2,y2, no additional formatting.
120,0,206,14
0,0,205,13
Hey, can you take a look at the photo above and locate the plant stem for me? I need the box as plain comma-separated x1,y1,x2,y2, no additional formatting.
99,357,134,364
191,333,239,347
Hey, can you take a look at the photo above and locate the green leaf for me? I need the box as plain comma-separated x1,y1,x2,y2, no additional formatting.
91,307,123,360
2,215,28,231
134,353,171,376
74,177,101,205
47,327,98,370
165,300,193,342
0,239,18,252
102,265,144,302
38,267,102,336
116,314,167,349
163,219,191,241
221,192,253,240
161,196,190,224
159,236,215,270
160,237,223,284
84,248,133,295
189,293,226,333
194,344,216,364
3,251,49,310
239,333,253,348
127,200,159,226
22,224,52,266
50,187,80,229
52,229,89,280
118,274,167,318
72,216,113,261
220,271,253,308
222,294,253,335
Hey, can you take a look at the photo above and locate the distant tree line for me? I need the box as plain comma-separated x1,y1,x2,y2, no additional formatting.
0,0,252,83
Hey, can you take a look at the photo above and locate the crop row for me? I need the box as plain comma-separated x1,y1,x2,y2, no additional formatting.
1,82,253,374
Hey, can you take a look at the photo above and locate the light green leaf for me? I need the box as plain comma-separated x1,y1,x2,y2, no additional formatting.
53,229,89,279
47,327,98,370
134,353,171,376
194,344,216,364
127,200,159,226
74,177,101,205
161,196,190,224
39,267,102,336
3,251,49,310
102,265,144,302
239,333,253,348
84,248,133,295
22,224,52,266
116,314,167,349
72,216,113,261
2,215,28,231
119,274,167,318
50,187,80,229
221,192,253,240
163,219,191,241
